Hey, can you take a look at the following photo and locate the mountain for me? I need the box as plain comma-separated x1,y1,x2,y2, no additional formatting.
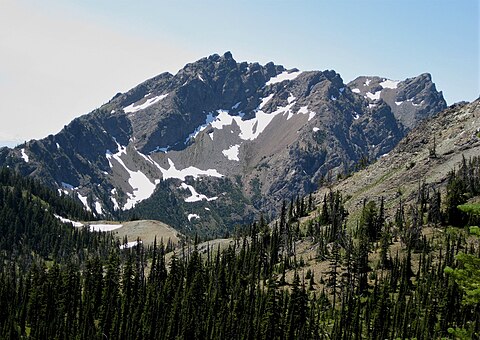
314,98,480,222
0,166,115,260
0,52,447,236
348,73,446,131
0,102,477,340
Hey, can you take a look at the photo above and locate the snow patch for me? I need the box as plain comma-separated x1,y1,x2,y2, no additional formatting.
58,189,69,196
150,145,170,153
351,88,361,93
296,105,316,121
188,213,200,221
222,144,240,161
395,101,403,106
106,141,157,210
380,79,400,89
265,70,302,86
123,93,168,113
285,94,297,119
232,101,241,110
259,94,274,109
77,193,91,212
56,143,60,149
110,188,120,210
210,110,235,130
407,98,422,107
20,148,29,162
120,240,142,249
187,92,317,145
95,201,103,215
54,214,83,228
89,224,123,232
185,112,216,144
366,91,381,101
313,127,320,132
180,182,218,203
211,107,280,141
364,79,371,86
287,93,296,104
297,106,309,115
155,158,223,181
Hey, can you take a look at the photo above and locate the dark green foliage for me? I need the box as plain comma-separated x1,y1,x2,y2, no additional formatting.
317,190,348,243
360,200,380,243
0,156,479,339
445,156,480,227
0,167,114,262
1,218,478,339
127,176,254,239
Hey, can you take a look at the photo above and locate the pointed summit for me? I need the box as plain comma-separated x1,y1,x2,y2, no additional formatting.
0,53,448,235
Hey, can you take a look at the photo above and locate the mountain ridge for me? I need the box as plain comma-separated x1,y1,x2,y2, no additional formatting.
314,98,480,223
0,52,448,235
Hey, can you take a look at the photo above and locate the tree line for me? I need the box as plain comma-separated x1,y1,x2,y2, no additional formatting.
0,156,478,339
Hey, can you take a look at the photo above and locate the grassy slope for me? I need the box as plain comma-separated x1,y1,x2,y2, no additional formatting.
280,100,480,288
315,100,480,227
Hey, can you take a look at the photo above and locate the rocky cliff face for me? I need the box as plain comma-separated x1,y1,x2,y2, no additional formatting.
314,98,480,223
348,74,447,131
0,52,448,235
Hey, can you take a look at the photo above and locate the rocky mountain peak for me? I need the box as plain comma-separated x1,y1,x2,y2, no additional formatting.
347,73,446,131
316,98,480,223
0,53,451,235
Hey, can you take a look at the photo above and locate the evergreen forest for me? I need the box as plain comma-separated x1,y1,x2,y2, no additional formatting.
0,157,479,339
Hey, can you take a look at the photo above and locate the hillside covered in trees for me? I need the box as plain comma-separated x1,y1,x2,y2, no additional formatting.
0,155,479,339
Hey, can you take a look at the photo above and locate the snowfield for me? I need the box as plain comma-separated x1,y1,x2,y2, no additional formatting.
89,224,123,232
379,79,400,89
156,158,223,181
296,105,316,121
222,145,240,161
186,91,317,146
77,193,91,212
180,182,218,203
265,70,302,85
20,148,29,162
54,214,84,228
188,213,200,221
95,202,103,215
185,112,216,144
123,93,168,113
366,91,381,101
110,188,120,211
104,139,226,210
120,240,142,249
106,142,158,210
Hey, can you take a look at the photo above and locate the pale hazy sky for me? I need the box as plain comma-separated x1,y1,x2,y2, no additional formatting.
0,0,478,146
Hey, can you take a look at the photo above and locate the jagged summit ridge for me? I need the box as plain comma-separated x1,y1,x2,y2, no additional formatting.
315,98,479,223
108,52,304,154
0,52,448,235
348,73,446,130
